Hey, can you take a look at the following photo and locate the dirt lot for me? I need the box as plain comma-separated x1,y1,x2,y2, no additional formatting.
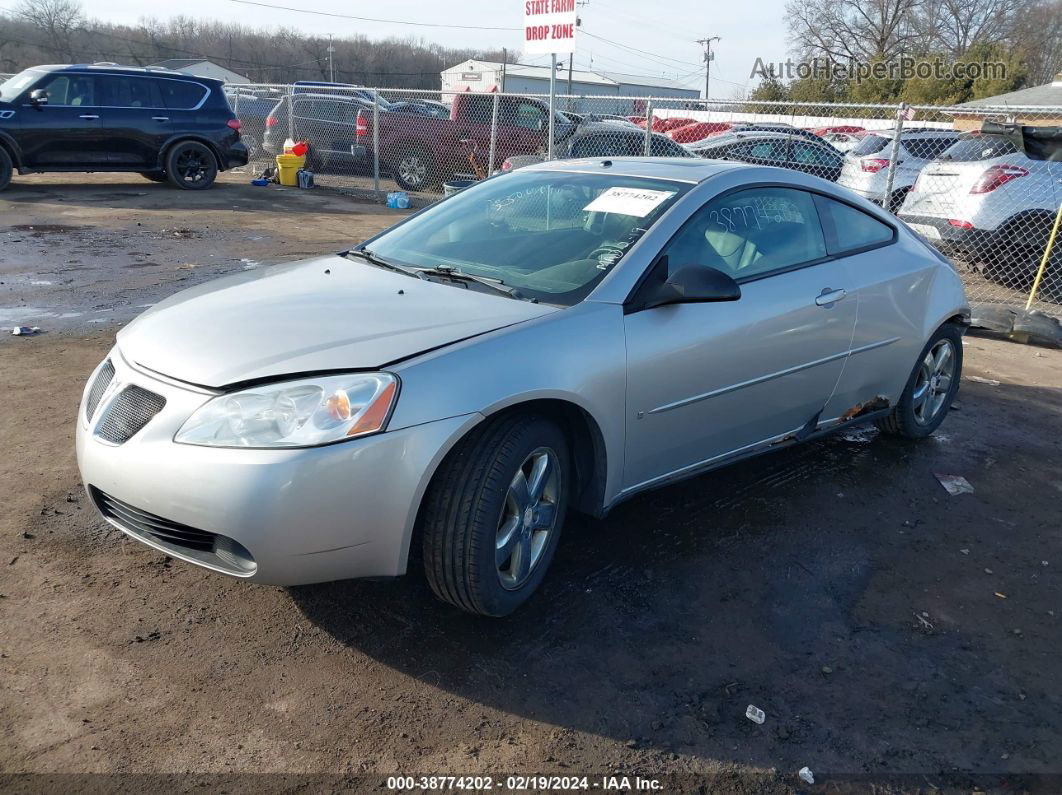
2,174,1062,793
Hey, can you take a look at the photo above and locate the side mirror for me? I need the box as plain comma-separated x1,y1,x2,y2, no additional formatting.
29,89,48,107
642,265,741,310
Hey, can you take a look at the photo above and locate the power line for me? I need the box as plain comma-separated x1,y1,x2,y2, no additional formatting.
580,29,702,69
225,0,522,31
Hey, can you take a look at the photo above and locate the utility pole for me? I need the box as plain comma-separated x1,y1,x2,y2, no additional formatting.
327,34,335,83
567,0,588,109
696,36,719,100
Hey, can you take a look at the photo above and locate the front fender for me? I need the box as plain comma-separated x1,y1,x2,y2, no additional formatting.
389,301,628,508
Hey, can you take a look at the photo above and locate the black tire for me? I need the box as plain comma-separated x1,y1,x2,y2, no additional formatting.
0,146,12,192
421,412,570,617
888,187,910,214
392,144,435,192
139,171,168,183
165,141,218,190
876,324,963,439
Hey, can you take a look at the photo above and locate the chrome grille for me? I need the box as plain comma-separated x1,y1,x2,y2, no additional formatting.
90,487,218,552
85,360,115,421
95,386,166,444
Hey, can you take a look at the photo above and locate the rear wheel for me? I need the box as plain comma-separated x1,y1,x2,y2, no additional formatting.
876,324,962,439
165,141,218,190
393,144,434,191
0,147,12,192
421,412,569,617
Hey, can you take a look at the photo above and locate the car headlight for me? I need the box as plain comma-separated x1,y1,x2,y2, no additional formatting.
174,373,398,448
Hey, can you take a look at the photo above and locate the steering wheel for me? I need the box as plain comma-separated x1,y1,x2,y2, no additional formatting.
588,244,626,265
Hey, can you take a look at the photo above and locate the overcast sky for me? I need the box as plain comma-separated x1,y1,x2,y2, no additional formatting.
70,0,788,96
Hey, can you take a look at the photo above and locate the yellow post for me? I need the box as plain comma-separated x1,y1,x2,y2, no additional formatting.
1025,200,1062,310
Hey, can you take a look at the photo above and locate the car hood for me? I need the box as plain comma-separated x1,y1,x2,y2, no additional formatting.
117,255,558,387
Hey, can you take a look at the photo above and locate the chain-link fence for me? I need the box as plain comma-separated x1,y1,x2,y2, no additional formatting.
11,73,1060,328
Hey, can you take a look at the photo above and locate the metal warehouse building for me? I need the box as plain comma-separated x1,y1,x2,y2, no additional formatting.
441,59,700,114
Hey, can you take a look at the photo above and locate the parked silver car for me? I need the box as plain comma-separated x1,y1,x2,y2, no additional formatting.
899,132,1062,272
839,129,961,212
77,158,969,616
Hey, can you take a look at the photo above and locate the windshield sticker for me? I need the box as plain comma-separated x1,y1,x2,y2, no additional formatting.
583,187,676,217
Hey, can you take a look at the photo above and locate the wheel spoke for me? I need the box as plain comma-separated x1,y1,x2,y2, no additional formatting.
527,453,552,503
912,381,930,408
933,343,952,374
511,538,532,583
495,515,520,566
508,469,530,514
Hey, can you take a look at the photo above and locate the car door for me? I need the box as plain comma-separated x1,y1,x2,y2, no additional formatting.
622,186,858,491
17,73,105,167
95,74,169,167
813,193,930,421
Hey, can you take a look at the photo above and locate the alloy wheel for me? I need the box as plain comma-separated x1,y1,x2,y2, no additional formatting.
398,154,427,189
912,339,956,425
495,447,561,590
175,147,210,185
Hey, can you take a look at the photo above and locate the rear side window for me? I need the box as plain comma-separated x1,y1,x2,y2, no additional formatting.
157,79,208,110
814,195,894,254
97,76,164,108
940,133,1019,162
661,187,827,281
903,137,957,160
850,134,889,157
571,133,640,158
649,136,690,158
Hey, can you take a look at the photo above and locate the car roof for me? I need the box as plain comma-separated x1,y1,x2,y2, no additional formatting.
524,156,741,183
290,92,371,104
30,63,221,84
865,128,959,139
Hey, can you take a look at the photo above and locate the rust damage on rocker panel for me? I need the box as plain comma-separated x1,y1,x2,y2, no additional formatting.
839,396,890,422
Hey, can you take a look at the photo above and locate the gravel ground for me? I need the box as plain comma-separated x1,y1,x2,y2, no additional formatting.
1,174,1061,793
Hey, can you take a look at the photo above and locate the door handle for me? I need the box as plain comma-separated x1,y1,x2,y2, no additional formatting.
815,288,847,307
78,114,99,120
152,116,169,121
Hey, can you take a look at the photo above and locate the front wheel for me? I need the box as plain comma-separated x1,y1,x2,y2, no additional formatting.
876,324,963,439
0,147,12,191
421,413,569,617
165,141,218,190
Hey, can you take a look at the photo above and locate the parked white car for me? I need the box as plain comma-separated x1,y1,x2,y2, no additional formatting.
899,132,1062,273
838,130,961,212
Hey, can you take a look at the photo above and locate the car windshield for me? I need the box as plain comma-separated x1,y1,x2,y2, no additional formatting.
363,171,691,306
0,69,42,102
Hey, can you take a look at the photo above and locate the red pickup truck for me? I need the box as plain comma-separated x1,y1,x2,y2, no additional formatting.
356,93,575,191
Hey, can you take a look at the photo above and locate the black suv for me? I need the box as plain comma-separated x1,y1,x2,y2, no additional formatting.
0,64,248,190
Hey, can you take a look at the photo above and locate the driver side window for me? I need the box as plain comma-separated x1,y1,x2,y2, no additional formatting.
35,75,96,107
661,187,827,281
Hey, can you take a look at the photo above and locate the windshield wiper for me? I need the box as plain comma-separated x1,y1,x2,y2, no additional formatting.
413,265,530,301
343,247,421,277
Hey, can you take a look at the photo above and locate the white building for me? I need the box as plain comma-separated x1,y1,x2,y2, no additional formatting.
148,59,251,85
441,59,700,114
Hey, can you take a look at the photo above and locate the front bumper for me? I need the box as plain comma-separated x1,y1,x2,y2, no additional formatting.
76,349,479,585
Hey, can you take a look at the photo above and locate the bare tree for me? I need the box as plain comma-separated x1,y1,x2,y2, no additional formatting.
785,0,925,63
15,0,83,62
914,0,1022,56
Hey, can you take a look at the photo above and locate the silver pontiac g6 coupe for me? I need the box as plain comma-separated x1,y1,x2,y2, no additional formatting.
77,158,969,616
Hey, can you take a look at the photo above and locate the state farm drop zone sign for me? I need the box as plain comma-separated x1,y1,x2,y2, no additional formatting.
523,0,577,54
